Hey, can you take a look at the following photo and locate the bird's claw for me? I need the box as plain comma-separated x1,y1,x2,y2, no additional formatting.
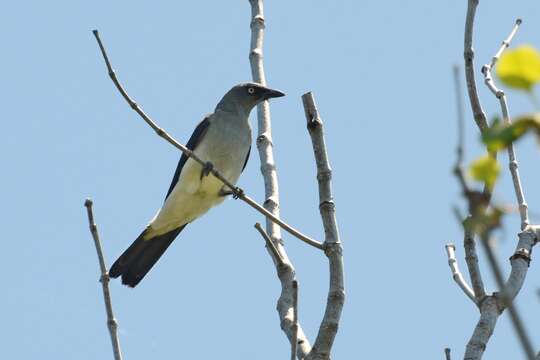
200,161,214,179
218,187,244,199
232,187,244,199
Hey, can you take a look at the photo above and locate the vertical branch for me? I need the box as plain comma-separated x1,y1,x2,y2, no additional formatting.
248,1,312,358
291,280,299,360
454,64,486,300
464,0,489,132
445,348,452,360
84,199,123,360
481,19,529,230
302,92,345,360
464,297,499,360
461,4,538,359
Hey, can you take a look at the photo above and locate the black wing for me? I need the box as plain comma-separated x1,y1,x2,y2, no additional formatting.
165,115,211,200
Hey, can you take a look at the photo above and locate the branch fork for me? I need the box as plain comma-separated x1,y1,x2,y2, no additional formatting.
454,5,539,359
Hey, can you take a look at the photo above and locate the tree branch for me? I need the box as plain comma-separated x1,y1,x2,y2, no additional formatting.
445,348,452,360
291,280,299,360
481,19,529,230
92,29,323,251
464,0,489,132
460,5,538,358
84,199,123,360
445,244,477,303
302,92,345,360
247,1,312,358
453,64,487,300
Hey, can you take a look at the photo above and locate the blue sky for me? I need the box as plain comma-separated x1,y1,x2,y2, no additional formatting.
2,1,540,359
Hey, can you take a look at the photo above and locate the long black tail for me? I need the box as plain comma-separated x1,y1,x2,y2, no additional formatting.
109,225,186,287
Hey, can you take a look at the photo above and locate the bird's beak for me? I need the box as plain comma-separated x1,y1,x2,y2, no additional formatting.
263,87,286,99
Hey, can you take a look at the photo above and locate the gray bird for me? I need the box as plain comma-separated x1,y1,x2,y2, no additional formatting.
109,82,285,287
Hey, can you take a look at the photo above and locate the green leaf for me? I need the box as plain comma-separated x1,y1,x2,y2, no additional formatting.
469,155,501,190
496,45,540,91
482,114,540,151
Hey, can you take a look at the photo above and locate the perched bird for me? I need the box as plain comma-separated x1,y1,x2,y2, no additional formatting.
109,82,285,287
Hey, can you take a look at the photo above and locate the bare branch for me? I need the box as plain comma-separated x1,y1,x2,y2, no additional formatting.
84,199,123,360
247,2,312,358
464,296,499,360
445,244,476,303
453,64,486,301
464,0,489,132
460,6,538,358
291,280,299,360
453,65,465,166
255,222,285,267
302,92,345,360
445,348,451,360
463,224,486,301
92,29,323,251
481,19,529,230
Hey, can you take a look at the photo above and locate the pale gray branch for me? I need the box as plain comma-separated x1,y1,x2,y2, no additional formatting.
464,224,486,301
302,92,345,360
453,64,486,301
481,19,529,230
247,1,312,358
92,29,323,250
445,244,476,303
255,222,285,267
461,4,537,359
464,0,489,132
84,199,123,360
291,280,299,360
464,297,499,360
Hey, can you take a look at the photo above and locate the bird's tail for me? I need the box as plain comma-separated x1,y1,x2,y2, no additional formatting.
109,225,186,287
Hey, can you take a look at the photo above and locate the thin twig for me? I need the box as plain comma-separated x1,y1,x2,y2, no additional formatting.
445,244,476,303
302,92,345,360
92,29,323,251
481,19,529,230
445,348,451,360
291,280,299,360
454,65,465,166
247,2,312,358
255,222,285,267
84,199,123,360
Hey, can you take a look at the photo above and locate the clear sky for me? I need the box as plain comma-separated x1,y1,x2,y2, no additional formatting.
2,1,540,359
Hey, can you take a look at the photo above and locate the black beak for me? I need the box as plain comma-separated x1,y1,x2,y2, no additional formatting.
263,87,286,99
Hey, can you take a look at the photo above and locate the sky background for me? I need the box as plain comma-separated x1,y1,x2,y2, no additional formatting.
2,1,540,359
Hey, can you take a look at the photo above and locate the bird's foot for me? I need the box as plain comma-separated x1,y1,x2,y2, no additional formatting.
219,187,244,199
232,187,244,199
200,161,214,179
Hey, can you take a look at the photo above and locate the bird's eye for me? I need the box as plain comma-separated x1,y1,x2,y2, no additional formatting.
247,87,255,94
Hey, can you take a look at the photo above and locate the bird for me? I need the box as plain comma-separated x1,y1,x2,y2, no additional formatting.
109,82,285,287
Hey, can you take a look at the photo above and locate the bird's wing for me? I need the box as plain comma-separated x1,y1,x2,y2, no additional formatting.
241,146,250,172
165,115,211,199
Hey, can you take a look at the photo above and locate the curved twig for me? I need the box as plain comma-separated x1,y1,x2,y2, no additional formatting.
92,29,323,251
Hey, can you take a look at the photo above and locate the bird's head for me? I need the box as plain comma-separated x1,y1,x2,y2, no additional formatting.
217,82,285,113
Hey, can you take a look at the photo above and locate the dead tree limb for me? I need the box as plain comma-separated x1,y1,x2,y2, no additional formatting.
84,199,123,360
